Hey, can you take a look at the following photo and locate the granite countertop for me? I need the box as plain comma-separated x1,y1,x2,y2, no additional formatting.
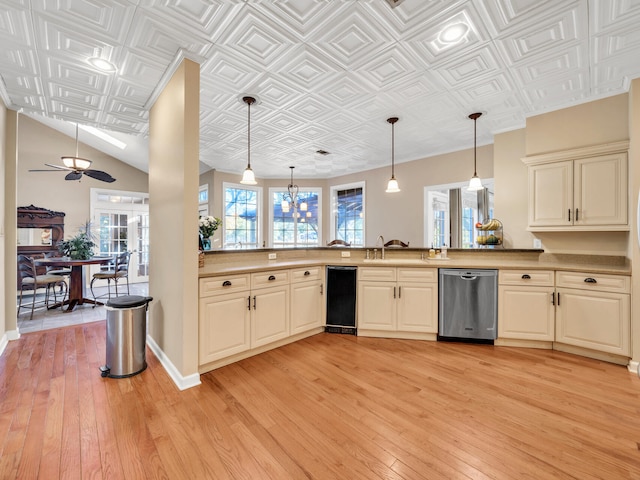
199,254,631,277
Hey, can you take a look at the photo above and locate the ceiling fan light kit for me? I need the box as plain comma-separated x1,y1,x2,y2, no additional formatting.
29,123,116,183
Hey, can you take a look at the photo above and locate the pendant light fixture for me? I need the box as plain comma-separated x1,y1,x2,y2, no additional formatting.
385,116,400,193
468,112,484,191
281,166,307,213
240,96,257,185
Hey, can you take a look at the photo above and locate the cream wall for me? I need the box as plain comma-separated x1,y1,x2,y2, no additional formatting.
2,108,18,338
0,98,6,341
17,115,148,236
148,59,200,384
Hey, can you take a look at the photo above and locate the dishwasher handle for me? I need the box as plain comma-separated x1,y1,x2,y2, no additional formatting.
461,275,477,281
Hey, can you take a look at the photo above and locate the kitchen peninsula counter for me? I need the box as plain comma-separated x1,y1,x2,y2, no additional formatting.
199,249,631,277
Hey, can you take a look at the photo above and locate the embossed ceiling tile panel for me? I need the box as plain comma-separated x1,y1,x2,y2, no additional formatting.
258,0,340,40
590,0,640,31
30,0,135,42
520,69,590,111
46,54,111,89
592,51,640,92
493,4,587,66
111,77,156,105
0,43,38,76
433,44,506,87
126,9,213,63
47,81,106,114
355,45,426,89
591,21,640,64
476,0,573,35
214,5,302,66
307,3,397,69
49,99,100,122
510,46,585,85
137,0,243,41
269,44,343,88
453,72,520,106
0,5,33,44
33,12,119,63
102,113,148,134
365,0,461,35
403,4,491,66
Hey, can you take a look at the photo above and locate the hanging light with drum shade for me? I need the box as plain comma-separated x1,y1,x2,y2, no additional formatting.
468,112,484,191
385,116,400,193
240,96,257,185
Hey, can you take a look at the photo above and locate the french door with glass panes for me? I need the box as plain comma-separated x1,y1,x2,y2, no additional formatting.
90,190,149,284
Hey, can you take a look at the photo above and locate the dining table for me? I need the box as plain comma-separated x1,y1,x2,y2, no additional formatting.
34,256,114,312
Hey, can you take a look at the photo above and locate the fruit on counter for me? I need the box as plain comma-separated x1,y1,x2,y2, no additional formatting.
481,219,502,230
475,222,483,228
476,235,486,245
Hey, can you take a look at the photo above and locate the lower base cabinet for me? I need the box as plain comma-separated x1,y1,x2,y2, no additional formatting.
199,291,250,364
251,285,290,348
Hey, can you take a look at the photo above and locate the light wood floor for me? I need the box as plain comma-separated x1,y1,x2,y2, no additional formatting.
1,324,639,479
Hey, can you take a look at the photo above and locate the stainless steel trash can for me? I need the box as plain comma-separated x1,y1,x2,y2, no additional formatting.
100,295,153,378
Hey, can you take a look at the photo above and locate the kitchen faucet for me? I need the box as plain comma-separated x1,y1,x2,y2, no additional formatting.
376,235,385,260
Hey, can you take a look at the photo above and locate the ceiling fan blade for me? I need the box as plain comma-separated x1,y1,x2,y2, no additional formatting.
84,169,116,183
65,171,83,181
44,163,74,171
29,168,62,172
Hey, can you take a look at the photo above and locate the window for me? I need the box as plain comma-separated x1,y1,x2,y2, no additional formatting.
198,184,208,217
269,188,321,248
330,182,365,246
223,183,261,249
424,181,494,248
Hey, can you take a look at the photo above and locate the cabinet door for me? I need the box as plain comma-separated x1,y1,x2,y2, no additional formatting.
251,286,290,348
528,161,573,227
556,288,630,356
397,283,438,333
574,153,627,226
357,281,396,330
290,280,323,335
199,292,250,364
498,285,554,341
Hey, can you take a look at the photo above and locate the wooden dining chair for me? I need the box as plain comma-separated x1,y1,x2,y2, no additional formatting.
90,251,131,303
17,254,67,320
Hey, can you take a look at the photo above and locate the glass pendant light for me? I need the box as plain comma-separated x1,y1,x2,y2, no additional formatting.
385,116,400,193
468,112,484,191
240,96,257,185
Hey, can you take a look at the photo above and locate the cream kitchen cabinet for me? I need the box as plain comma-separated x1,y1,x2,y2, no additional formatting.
555,271,630,357
290,267,324,335
199,274,251,364
249,270,290,348
498,270,555,342
357,267,438,336
522,141,629,231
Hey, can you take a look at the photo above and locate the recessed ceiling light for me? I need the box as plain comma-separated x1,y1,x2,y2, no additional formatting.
88,57,117,73
438,23,470,44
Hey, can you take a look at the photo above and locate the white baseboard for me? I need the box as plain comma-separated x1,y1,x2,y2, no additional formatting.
0,330,21,356
146,335,201,390
628,360,639,376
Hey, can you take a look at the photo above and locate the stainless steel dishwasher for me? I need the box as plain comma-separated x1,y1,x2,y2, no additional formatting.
438,268,498,343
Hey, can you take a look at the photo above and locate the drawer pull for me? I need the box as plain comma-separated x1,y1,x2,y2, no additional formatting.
222,280,232,287
584,277,597,283
304,270,310,276
521,274,531,279
268,275,276,281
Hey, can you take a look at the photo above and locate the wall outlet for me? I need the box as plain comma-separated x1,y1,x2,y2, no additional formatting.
533,239,542,249
341,251,351,258
268,253,277,260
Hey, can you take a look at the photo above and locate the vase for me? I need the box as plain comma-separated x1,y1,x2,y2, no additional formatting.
202,237,211,250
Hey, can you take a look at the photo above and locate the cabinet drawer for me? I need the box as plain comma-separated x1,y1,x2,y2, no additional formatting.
556,271,630,293
251,270,290,289
291,266,323,283
397,268,437,283
499,270,554,286
200,274,250,297
358,267,396,282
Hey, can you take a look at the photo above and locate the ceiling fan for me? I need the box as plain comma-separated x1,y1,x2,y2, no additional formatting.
29,123,116,183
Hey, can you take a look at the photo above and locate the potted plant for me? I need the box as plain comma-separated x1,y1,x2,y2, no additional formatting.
58,221,96,260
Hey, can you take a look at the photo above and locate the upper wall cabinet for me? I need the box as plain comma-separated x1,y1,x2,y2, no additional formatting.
522,141,629,231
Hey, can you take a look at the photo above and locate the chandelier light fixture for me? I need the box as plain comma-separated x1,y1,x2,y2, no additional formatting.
240,96,257,185
468,112,484,191
281,166,307,214
385,116,400,193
